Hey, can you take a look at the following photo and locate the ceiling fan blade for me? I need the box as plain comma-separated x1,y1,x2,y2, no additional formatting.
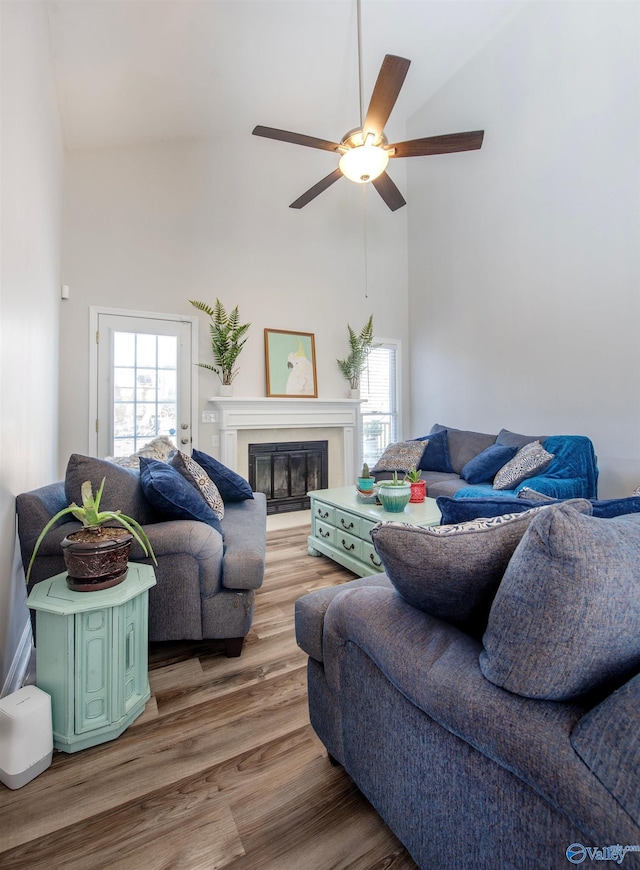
289,168,344,209
389,130,485,158
362,55,411,140
372,172,406,212
253,125,341,153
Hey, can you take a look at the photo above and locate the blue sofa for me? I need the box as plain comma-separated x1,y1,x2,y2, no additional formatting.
295,502,640,869
374,425,599,501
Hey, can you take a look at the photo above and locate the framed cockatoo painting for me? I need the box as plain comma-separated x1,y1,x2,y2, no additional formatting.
264,329,317,398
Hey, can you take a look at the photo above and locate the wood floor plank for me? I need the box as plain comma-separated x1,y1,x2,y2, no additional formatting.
0,525,417,869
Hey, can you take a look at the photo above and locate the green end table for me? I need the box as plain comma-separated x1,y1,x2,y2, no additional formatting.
27,563,156,753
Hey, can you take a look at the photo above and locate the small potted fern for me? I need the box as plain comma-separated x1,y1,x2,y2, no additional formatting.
190,298,250,395
337,315,376,398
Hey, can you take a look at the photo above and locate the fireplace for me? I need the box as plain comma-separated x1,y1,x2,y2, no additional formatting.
248,440,328,514
207,398,363,487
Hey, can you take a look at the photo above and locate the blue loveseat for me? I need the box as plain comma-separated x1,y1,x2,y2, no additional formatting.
373,424,599,501
295,501,640,869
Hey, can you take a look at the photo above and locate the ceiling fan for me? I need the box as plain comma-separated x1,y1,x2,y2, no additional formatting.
252,9,484,212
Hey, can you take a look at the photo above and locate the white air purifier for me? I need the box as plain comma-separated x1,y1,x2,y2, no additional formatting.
0,686,53,789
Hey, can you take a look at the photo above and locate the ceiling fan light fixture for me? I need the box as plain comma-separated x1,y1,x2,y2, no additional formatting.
339,142,389,184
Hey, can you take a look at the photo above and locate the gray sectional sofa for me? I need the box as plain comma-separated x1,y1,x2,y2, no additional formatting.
373,424,599,500
295,501,640,869
17,453,267,657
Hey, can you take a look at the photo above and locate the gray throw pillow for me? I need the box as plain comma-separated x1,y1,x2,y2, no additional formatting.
492,440,554,490
370,500,592,637
480,503,640,700
371,440,426,474
64,453,156,524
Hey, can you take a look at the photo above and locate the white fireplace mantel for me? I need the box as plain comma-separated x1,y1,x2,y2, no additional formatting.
207,397,362,485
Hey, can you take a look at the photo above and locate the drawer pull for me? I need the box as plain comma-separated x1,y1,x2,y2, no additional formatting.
369,553,382,568
340,519,354,530
341,539,355,552
317,509,329,519
318,529,331,539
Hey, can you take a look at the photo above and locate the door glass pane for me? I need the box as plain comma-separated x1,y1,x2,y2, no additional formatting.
112,331,178,456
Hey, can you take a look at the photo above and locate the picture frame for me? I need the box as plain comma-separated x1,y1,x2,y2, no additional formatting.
264,329,318,398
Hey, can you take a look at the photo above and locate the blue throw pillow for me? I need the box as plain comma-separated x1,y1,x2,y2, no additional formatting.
414,428,454,474
460,445,517,484
437,495,640,525
191,449,254,502
139,457,224,537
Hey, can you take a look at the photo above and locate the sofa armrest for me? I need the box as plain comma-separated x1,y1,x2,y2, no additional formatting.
514,476,590,499
219,493,267,591
571,673,640,826
295,574,393,664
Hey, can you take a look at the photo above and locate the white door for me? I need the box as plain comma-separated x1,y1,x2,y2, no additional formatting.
92,310,197,458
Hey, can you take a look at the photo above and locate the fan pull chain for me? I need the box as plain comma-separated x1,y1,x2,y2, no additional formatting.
362,183,369,299
357,0,364,128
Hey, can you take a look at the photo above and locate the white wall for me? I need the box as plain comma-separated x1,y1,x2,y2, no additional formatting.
0,1,64,690
59,136,410,465
407,1,640,497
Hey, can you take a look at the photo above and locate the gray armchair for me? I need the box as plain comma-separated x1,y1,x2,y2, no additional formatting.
16,456,267,657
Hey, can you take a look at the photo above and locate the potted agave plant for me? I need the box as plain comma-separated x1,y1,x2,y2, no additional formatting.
405,466,426,503
377,471,412,513
26,478,157,592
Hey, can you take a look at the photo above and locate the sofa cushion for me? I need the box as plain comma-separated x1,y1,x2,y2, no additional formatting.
571,672,640,825
495,428,545,449
492,440,554,490
139,457,224,537
480,504,640,700
429,424,496,474
191,449,254,502
460,445,518,484
370,504,591,636
414,429,454,473
65,453,156,524
169,450,224,520
371,440,426,474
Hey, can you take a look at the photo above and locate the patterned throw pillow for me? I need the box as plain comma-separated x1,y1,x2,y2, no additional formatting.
371,441,427,474
371,501,591,636
492,440,554,491
169,451,224,520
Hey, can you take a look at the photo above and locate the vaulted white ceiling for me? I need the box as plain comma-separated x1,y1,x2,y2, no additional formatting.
46,0,526,151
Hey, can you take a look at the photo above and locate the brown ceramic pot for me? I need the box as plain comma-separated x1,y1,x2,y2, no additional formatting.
61,527,133,592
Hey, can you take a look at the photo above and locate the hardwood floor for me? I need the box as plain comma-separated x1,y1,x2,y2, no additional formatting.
0,525,418,870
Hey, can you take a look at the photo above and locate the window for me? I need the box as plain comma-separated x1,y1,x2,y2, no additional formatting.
360,340,400,468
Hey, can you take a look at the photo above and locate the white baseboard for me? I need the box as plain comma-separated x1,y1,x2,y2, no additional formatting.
1,621,34,698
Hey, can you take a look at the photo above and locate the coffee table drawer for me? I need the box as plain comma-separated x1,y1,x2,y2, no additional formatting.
313,519,335,546
360,518,377,541
313,501,335,524
335,530,362,560
335,509,361,538
361,541,383,573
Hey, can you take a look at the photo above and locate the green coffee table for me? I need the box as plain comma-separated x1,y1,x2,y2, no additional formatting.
307,486,441,577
